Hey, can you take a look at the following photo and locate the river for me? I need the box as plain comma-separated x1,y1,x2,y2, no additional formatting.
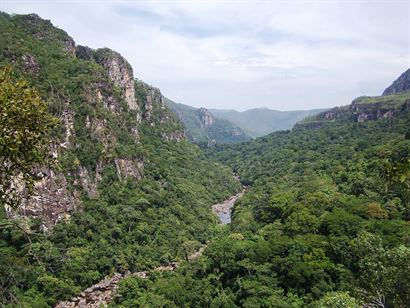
212,190,244,224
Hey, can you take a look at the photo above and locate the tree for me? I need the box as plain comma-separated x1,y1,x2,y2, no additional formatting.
0,66,57,209
181,240,201,261
316,291,360,308
350,231,410,307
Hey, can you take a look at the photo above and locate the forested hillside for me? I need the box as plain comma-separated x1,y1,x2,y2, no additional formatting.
166,98,251,145
110,89,410,307
1,10,409,308
0,12,240,306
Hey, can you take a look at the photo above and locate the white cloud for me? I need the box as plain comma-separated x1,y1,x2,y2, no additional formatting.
1,0,409,111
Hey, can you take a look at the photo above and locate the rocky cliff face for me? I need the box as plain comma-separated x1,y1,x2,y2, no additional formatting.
94,49,138,113
76,46,139,115
197,107,214,128
135,80,186,141
1,13,185,228
9,167,80,231
295,69,410,130
349,98,401,122
294,95,410,131
135,80,164,120
165,99,251,145
383,69,410,95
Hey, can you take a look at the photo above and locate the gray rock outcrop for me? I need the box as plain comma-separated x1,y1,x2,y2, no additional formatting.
95,49,138,112
197,108,214,128
76,47,139,113
383,69,410,95
3,14,185,230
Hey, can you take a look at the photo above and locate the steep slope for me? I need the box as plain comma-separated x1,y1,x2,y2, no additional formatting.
166,98,251,145
296,91,410,130
112,82,410,306
383,68,410,95
0,12,240,306
210,107,327,137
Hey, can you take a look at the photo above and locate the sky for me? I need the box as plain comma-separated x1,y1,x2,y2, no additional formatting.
1,0,409,111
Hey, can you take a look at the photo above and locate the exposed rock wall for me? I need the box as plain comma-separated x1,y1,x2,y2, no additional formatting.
197,107,214,128
135,79,186,141
164,130,186,142
114,158,143,181
165,99,251,145
75,45,94,61
84,81,122,114
94,49,138,112
15,47,143,227
75,165,100,199
207,139,217,147
349,98,409,122
144,87,163,120
7,167,80,230
3,14,185,229
135,80,164,120
77,46,139,114
60,109,75,149
21,53,40,73
296,97,410,130
383,69,410,95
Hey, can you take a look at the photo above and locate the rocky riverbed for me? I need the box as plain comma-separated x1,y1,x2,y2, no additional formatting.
55,247,206,308
212,190,244,224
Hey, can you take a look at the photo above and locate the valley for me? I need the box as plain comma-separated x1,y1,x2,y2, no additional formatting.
210,107,327,138
165,98,251,146
212,190,245,224
56,190,242,307
0,11,409,308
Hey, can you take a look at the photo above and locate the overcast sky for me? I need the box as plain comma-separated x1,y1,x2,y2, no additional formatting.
1,0,409,111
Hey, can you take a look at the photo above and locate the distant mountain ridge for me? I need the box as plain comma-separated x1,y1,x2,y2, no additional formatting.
383,68,410,96
165,98,251,145
296,68,410,130
210,107,327,137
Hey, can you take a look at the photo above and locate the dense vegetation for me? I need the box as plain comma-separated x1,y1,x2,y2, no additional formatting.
0,138,240,306
1,11,409,308
112,94,410,307
0,12,240,306
166,98,251,145
0,66,57,209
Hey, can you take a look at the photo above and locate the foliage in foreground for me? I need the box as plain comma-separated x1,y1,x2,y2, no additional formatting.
0,66,57,209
